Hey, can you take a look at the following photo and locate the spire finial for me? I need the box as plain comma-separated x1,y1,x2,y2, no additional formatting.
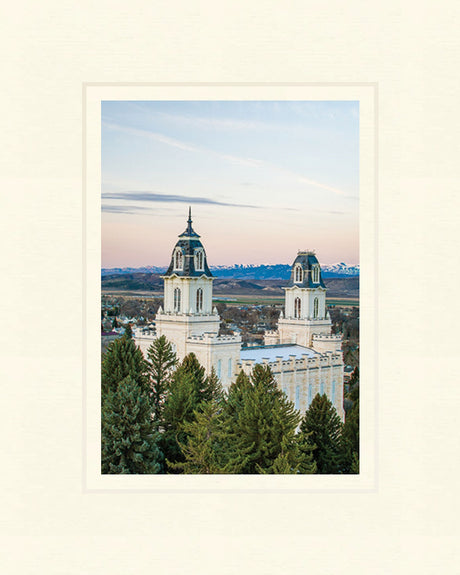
179,206,199,238
186,206,193,234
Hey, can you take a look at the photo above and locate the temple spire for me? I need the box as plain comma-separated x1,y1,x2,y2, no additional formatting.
185,206,193,235
179,206,200,238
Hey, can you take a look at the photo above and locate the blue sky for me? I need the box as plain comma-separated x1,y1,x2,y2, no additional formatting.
102,100,359,267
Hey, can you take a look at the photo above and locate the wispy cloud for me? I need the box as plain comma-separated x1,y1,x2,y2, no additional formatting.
125,102,276,132
102,191,260,209
103,121,200,153
296,176,349,196
103,120,354,197
103,120,265,168
219,154,265,168
102,205,151,214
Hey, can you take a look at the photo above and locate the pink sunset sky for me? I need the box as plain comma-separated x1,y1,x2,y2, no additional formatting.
102,101,359,268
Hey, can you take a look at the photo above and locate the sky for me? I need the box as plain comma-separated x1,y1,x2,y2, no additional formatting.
102,100,359,268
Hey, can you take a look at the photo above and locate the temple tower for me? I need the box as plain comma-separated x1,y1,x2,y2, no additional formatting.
277,251,341,352
155,208,220,359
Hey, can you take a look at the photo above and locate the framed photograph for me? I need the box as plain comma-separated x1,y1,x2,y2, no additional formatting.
84,84,376,491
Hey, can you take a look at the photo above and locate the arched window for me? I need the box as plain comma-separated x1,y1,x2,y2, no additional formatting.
174,287,181,312
308,384,312,406
294,297,301,319
195,250,204,271
174,249,183,270
217,359,222,379
228,358,232,378
332,381,336,403
312,265,319,283
313,297,319,318
295,265,303,283
196,288,203,312
295,386,300,410
320,382,324,396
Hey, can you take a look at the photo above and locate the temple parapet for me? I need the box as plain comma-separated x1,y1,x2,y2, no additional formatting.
264,329,280,345
187,332,242,344
237,350,343,375
312,332,342,353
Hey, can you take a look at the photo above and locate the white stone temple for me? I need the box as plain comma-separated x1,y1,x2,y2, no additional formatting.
134,210,345,420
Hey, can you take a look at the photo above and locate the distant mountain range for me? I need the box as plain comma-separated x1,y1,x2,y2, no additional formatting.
101,263,359,279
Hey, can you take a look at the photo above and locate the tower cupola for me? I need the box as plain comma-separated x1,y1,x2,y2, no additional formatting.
288,250,326,289
163,207,213,278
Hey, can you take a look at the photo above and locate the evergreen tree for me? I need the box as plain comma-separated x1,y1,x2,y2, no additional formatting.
295,430,318,474
161,359,199,471
225,364,304,474
168,400,248,474
124,323,133,339
300,394,344,474
176,353,218,406
101,335,148,396
101,375,162,474
350,452,359,474
342,399,359,473
225,371,251,421
203,367,226,405
146,335,177,420
160,353,228,471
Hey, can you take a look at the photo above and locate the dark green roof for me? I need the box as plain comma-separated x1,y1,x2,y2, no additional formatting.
287,252,325,288
163,209,213,278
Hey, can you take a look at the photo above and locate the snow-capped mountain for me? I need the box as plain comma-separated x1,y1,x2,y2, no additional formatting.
102,262,359,279
321,263,360,276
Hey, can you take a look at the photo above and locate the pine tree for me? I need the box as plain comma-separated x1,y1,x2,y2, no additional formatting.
295,430,318,474
203,367,226,406
160,360,199,471
160,353,228,472
347,367,360,405
168,400,248,474
300,393,344,474
176,353,212,405
124,323,133,339
342,398,359,473
101,375,162,474
225,364,303,474
101,335,148,396
146,335,177,420
225,370,252,419
350,452,359,474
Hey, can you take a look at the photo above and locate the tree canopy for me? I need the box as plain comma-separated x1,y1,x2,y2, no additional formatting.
101,375,162,474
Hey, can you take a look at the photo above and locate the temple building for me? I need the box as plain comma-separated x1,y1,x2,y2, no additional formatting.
134,210,344,420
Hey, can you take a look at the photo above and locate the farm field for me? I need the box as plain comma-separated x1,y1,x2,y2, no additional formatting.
102,290,358,308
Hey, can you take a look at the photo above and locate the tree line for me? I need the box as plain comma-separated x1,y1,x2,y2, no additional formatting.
101,334,359,474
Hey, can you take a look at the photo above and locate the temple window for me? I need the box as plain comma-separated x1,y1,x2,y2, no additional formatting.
174,249,183,270
294,265,303,283
312,265,319,283
174,287,181,312
294,297,301,318
313,297,319,318
195,250,204,271
196,288,203,312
